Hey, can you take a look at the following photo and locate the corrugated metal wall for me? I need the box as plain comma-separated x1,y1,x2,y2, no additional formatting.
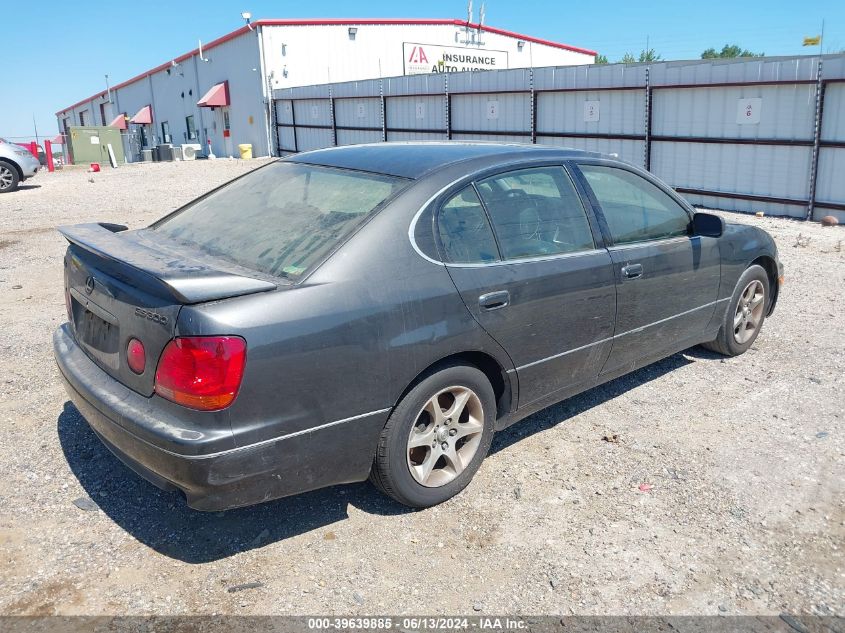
274,54,845,220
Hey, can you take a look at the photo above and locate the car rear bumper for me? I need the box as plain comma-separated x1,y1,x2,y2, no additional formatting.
53,323,389,511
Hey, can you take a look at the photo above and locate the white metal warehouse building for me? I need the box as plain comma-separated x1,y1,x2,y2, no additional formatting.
55,18,595,160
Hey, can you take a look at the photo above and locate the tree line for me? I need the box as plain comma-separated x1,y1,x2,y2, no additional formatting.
595,44,765,65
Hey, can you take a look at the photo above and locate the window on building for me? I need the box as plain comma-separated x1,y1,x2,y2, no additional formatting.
78,110,87,126
577,165,691,245
185,115,197,140
161,121,171,143
476,167,595,260
99,103,107,126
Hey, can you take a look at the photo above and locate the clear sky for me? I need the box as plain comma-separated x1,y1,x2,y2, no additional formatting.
2,0,842,140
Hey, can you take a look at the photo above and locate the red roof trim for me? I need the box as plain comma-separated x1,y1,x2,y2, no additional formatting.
55,18,594,115
469,22,597,57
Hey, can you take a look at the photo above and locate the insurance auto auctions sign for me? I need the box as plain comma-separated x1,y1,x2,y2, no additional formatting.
403,43,509,75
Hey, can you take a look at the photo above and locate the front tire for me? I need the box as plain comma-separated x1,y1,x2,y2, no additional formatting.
0,161,20,193
370,363,496,508
703,264,769,356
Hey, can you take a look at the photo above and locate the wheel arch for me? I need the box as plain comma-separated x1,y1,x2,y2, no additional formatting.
0,158,23,180
750,255,779,315
393,351,513,421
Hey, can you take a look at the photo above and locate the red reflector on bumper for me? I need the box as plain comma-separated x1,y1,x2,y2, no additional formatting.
127,338,146,374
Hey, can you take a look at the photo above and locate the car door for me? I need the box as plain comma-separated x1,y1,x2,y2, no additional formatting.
437,165,616,407
573,162,721,376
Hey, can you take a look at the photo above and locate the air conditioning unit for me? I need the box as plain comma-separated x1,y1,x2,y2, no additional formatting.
181,143,202,160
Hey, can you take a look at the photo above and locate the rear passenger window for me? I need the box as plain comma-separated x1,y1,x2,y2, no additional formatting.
476,167,595,260
437,186,499,264
578,165,691,245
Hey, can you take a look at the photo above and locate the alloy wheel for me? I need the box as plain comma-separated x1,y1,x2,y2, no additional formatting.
406,386,484,488
733,279,765,344
0,166,13,190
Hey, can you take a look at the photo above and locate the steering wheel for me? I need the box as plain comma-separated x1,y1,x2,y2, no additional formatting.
505,189,527,199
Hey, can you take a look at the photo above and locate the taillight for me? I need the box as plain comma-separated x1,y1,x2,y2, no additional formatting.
127,338,146,374
154,336,246,411
65,288,72,322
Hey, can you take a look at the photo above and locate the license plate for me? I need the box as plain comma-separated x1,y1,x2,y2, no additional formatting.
79,310,114,349
72,299,119,359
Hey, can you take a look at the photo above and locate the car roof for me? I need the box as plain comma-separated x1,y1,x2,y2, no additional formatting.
286,142,603,179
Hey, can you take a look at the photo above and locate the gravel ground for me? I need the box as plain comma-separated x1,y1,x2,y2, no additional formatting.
0,159,842,616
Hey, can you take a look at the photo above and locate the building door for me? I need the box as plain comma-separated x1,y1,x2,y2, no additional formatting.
138,125,148,149
222,107,233,157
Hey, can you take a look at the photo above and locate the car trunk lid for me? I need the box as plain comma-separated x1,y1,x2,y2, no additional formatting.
60,222,276,396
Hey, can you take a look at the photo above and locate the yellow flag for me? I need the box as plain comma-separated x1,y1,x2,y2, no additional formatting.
803,36,821,46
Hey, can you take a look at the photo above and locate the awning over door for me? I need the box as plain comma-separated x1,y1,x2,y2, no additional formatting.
109,114,128,130
197,81,230,108
130,105,152,124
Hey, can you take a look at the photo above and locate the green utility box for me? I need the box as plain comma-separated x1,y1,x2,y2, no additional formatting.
67,126,125,165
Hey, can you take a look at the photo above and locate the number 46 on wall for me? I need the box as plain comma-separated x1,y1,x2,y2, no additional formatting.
736,98,762,125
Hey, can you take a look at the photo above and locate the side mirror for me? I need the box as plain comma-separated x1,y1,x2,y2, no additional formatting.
693,212,724,238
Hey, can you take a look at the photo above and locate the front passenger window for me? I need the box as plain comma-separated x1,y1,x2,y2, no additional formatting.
578,165,691,245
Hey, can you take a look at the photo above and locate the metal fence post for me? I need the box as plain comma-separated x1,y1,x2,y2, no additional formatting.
380,79,387,143
290,99,298,153
329,87,338,147
644,66,652,171
807,59,825,220
445,75,452,140
268,76,280,156
530,68,537,144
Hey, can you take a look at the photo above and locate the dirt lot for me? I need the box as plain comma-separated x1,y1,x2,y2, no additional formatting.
0,159,842,616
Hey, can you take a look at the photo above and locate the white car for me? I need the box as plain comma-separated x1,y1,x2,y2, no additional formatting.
0,138,40,193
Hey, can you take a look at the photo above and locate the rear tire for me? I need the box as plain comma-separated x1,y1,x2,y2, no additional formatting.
702,264,769,357
0,161,20,193
370,363,496,508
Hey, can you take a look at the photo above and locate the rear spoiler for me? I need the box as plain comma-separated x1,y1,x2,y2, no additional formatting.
58,223,277,304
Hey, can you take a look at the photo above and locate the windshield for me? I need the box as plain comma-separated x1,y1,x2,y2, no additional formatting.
153,162,407,280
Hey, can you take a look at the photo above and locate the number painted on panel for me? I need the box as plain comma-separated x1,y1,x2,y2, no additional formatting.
736,98,762,124
486,100,499,120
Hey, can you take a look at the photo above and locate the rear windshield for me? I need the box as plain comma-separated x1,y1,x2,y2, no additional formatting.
153,162,407,279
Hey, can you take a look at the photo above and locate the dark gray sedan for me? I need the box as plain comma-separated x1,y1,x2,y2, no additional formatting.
54,143,783,510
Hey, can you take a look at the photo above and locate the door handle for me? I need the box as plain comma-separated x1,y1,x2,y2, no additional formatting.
479,290,510,311
621,263,643,280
